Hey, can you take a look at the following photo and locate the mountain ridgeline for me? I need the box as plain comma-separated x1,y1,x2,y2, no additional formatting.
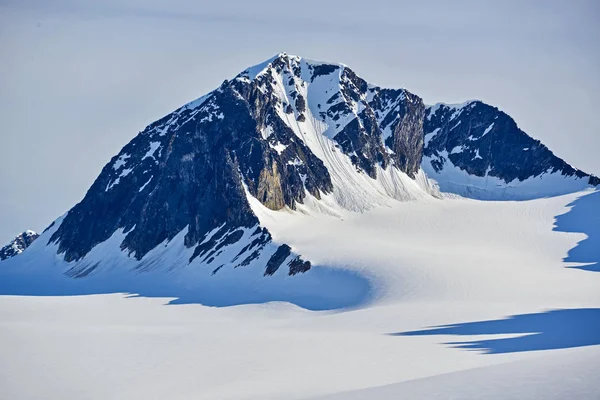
4,53,597,278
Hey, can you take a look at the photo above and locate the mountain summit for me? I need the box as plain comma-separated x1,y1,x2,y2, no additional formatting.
2,54,597,289
0,230,39,261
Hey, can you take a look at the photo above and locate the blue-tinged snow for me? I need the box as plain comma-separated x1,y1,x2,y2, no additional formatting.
142,141,161,161
482,122,495,137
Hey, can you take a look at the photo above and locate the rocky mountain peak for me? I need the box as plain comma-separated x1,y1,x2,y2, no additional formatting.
422,100,597,199
233,53,425,178
0,230,39,261
38,53,431,274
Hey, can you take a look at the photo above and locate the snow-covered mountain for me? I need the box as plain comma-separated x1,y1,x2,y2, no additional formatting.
0,231,39,261
423,101,598,199
3,53,600,400
2,53,597,285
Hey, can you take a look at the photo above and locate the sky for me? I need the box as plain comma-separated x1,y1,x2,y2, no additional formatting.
0,0,599,243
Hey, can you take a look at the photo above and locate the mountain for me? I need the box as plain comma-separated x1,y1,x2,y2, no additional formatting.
0,231,39,261
2,53,597,287
423,101,597,199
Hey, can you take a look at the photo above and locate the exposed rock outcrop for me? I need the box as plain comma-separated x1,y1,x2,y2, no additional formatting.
0,231,39,261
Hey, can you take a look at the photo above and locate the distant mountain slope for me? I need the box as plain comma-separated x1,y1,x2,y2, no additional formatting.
423,101,598,199
0,231,39,261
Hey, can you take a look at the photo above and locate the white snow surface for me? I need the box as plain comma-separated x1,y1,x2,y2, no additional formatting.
112,153,130,170
105,167,133,191
138,175,153,192
142,141,161,161
269,141,287,154
310,346,600,400
482,121,495,136
1,190,599,399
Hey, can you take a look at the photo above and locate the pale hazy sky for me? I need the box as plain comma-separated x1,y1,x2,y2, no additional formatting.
1,0,599,243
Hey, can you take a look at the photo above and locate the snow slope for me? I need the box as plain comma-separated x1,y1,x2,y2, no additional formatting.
310,346,600,400
1,190,599,399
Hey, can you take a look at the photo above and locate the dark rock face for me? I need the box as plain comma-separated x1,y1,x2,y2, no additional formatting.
311,64,340,81
0,231,39,261
334,113,389,178
423,101,597,185
264,244,292,276
263,244,313,276
51,85,263,263
288,256,311,275
382,91,425,178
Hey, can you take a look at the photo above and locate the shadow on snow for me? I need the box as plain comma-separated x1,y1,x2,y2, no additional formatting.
390,309,600,354
0,264,372,311
553,190,600,272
